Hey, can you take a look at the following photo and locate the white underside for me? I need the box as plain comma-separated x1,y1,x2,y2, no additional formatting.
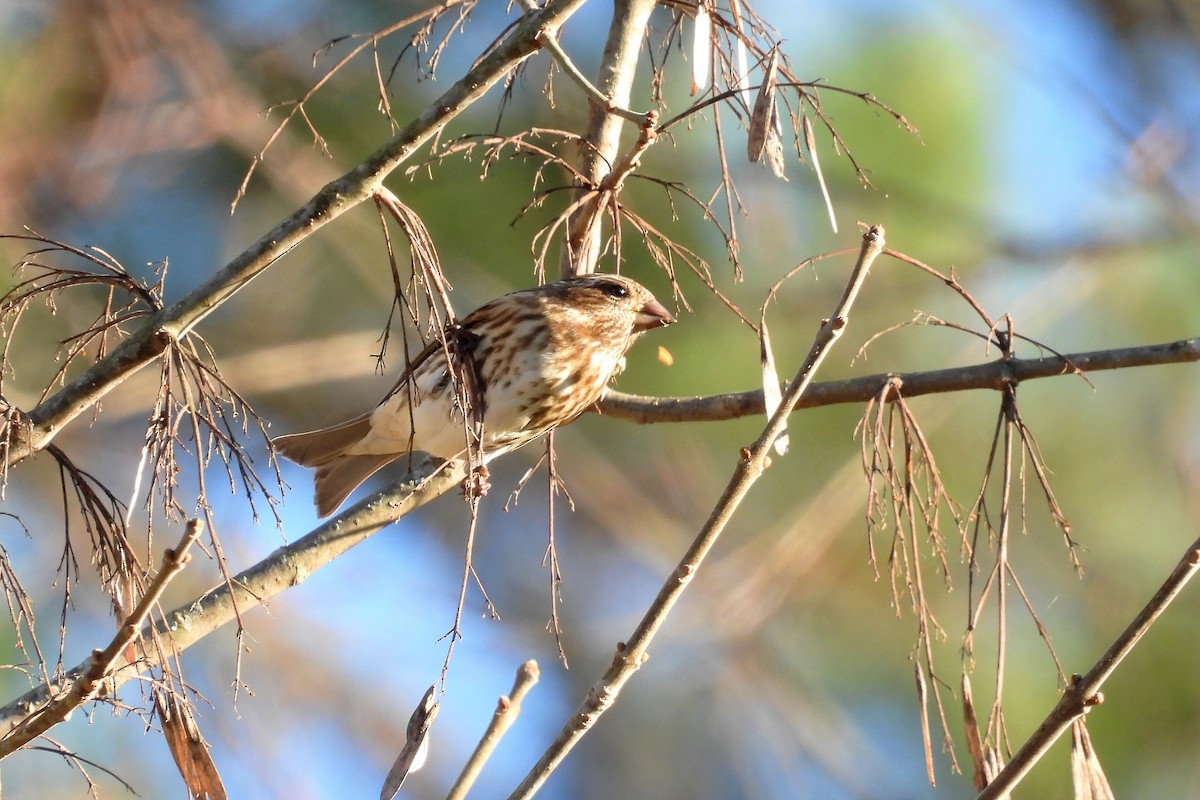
344,325,623,461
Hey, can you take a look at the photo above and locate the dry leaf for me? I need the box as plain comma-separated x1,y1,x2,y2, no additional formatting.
762,124,788,180
759,317,788,455
747,48,778,163
380,686,439,800
156,693,227,800
748,48,788,180
961,673,988,790
1071,719,1115,800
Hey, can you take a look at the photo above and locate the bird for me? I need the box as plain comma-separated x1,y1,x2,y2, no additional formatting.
272,273,674,517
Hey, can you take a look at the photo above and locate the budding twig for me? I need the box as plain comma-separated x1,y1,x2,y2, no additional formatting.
0,459,464,741
976,536,1200,799
448,660,541,800
0,519,204,757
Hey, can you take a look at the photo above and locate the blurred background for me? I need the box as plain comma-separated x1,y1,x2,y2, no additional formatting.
1,0,1198,797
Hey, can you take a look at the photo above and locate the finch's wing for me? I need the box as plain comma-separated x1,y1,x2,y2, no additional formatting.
272,335,455,516
378,335,450,404
272,335,447,466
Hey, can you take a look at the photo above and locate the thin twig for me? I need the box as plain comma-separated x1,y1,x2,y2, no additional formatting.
976,535,1200,799
232,1,475,212
507,225,886,799
537,31,650,124
0,519,204,756
0,459,465,740
448,660,541,800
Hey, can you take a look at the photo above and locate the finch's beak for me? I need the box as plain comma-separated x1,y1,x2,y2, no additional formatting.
633,298,674,332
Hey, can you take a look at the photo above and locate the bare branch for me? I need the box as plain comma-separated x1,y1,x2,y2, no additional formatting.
0,458,465,741
977,536,1200,799
598,338,1200,424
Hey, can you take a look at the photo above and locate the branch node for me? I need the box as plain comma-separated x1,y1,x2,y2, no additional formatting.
537,29,653,126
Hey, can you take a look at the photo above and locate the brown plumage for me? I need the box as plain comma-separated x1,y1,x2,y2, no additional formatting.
273,274,673,516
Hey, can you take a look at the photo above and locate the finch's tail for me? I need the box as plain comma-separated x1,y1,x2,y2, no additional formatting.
273,415,398,516
313,453,400,518
272,415,373,467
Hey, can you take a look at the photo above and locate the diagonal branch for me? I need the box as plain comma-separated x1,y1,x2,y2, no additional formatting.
2,0,589,470
0,458,465,742
0,519,204,756
976,534,1200,799
447,660,541,800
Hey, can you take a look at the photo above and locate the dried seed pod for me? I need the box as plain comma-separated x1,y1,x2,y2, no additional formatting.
747,47,780,163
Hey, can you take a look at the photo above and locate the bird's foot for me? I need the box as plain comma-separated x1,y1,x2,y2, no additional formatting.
463,464,491,500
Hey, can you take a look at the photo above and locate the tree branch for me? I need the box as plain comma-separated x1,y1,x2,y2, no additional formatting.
0,458,464,743
448,660,541,800
560,0,658,275
2,0,589,469
598,337,1200,424
537,30,651,124
0,519,203,757
977,534,1200,799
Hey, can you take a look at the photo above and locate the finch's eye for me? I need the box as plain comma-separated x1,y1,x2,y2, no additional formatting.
598,280,629,299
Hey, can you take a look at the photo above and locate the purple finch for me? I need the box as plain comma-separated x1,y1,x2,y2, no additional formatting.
273,274,673,516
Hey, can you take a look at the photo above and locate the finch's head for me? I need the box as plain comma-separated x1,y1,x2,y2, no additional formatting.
541,274,674,343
